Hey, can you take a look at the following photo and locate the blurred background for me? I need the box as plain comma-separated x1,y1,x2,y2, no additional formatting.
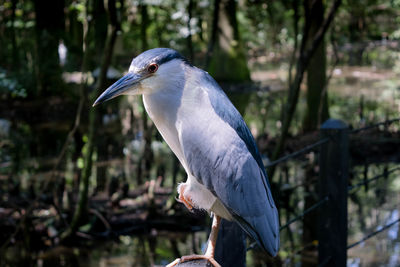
0,0,400,266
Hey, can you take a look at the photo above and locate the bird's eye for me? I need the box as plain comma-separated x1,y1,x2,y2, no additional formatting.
147,63,158,73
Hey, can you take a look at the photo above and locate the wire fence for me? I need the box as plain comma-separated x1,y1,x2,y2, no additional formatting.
254,117,400,264
279,196,329,231
265,138,330,168
350,117,400,134
247,135,331,252
348,166,400,192
347,217,400,249
341,117,400,264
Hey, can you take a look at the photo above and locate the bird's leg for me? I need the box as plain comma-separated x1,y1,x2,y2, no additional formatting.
166,215,222,267
177,183,195,211
205,214,221,258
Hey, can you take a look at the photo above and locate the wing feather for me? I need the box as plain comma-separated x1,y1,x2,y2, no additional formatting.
179,70,279,256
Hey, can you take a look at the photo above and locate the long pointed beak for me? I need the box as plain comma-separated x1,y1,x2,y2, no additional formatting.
93,72,142,107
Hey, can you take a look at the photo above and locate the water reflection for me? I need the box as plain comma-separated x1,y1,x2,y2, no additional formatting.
347,164,400,267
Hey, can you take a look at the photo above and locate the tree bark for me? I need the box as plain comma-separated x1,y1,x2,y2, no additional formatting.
137,1,154,185
301,3,330,262
93,0,108,64
288,0,299,87
34,0,65,95
206,0,250,83
205,0,220,68
140,2,149,51
303,0,329,132
10,0,18,69
186,0,194,62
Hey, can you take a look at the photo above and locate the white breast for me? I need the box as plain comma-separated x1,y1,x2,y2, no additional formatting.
142,66,232,220
142,93,187,169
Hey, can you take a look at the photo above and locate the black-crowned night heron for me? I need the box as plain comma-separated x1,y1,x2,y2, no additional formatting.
93,48,279,266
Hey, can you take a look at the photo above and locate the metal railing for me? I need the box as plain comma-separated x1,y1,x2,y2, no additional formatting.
249,117,400,266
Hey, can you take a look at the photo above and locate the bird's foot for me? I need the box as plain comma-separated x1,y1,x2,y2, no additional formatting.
166,254,221,267
177,184,195,211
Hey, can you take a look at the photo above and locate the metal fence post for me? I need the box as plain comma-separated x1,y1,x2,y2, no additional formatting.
215,219,246,267
318,119,349,266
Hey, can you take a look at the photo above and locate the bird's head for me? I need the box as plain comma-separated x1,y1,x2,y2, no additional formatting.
93,48,189,106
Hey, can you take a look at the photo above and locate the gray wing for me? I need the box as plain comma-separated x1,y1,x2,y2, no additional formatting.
179,71,279,256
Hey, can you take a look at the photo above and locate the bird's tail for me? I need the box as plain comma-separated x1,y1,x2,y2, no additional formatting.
233,205,280,256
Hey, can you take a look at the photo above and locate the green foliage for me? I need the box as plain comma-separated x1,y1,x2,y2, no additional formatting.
364,48,399,69
69,0,87,23
0,69,27,98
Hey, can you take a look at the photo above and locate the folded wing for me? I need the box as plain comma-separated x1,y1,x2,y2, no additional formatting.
178,71,280,256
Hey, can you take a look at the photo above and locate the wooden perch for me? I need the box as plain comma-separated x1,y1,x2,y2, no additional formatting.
173,259,213,266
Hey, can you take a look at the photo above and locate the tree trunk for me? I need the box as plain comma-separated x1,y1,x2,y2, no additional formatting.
10,0,18,69
137,2,154,185
288,0,299,86
93,0,114,195
140,2,149,51
204,0,251,116
206,0,250,83
64,4,84,70
93,0,108,64
303,0,329,132
34,0,65,95
60,0,92,239
205,0,220,68
186,0,194,62
347,0,366,65
301,3,330,262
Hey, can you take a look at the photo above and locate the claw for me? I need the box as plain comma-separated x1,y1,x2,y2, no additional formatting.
177,184,195,211
166,216,222,267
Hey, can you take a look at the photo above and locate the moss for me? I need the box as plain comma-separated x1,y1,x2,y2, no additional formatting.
208,45,251,83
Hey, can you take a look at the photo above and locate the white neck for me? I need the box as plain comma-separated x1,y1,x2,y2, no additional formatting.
141,60,187,126
141,61,188,167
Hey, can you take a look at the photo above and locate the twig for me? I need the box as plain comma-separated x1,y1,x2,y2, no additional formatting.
317,28,340,126
89,208,111,231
